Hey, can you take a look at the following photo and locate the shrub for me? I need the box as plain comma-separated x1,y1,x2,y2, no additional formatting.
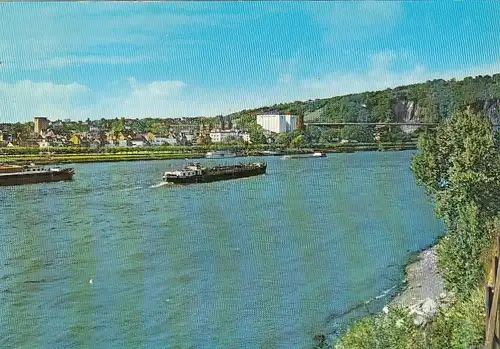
334,293,484,349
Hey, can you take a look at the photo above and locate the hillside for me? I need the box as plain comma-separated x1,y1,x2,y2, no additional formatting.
227,73,500,125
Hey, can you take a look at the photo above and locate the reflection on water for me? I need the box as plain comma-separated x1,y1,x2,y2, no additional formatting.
0,152,443,349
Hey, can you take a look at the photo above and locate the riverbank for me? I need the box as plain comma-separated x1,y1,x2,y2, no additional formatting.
0,143,417,165
313,243,448,348
387,244,452,327
390,245,444,310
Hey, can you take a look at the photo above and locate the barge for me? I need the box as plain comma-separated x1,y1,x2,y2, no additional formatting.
0,164,75,186
205,151,237,159
162,162,266,184
282,152,327,160
259,150,283,156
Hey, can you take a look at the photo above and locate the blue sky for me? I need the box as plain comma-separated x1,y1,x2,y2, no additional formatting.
1,1,500,122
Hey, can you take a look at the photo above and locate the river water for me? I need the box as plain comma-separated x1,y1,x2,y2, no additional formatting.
0,151,443,349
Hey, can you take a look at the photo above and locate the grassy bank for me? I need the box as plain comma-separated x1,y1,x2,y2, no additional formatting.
0,143,417,165
0,152,207,165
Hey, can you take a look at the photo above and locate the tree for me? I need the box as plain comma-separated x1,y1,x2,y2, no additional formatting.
322,128,340,142
412,108,500,218
341,125,374,143
411,108,500,296
200,134,212,145
275,133,290,147
290,134,306,148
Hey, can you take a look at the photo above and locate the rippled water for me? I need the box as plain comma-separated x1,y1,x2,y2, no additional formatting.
0,151,443,349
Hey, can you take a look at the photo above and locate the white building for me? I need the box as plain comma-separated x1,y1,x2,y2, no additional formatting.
131,139,146,147
209,129,239,143
256,114,297,133
151,136,178,146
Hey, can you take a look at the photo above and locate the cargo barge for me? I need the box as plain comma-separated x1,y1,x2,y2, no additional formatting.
162,162,266,184
282,152,327,160
0,164,75,186
205,151,237,159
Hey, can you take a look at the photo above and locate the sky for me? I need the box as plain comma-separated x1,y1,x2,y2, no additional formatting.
1,1,500,122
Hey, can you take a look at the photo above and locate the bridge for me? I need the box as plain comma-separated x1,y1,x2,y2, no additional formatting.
304,122,500,127
304,122,438,126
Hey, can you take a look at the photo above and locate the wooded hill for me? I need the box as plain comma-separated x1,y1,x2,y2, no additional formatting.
228,73,500,125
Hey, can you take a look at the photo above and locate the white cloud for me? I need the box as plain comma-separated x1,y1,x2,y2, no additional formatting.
0,80,89,122
73,78,189,119
279,74,294,83
296,54,500,100
4,57,500,123
127,78,186,97
370,50,397,72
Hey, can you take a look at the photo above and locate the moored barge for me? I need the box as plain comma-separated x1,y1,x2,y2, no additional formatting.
0,164,75,186
205,151,237,159
162,162,266,184
282,152,327,160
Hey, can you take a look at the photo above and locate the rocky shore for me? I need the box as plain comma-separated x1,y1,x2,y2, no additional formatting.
388,245,453,326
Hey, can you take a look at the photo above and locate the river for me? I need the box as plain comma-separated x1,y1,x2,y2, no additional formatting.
0,151,443,349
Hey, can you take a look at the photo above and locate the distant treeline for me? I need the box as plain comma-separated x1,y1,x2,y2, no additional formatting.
0,142,417,156
228,73,500,124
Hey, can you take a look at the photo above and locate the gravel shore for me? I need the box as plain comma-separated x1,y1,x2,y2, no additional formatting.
390,245,445,309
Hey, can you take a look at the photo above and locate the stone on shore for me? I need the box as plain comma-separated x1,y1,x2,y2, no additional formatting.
388,245,450,327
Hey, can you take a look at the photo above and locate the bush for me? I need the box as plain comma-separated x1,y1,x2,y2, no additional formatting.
437,203,493,297
334,307,420,349
423,290,484,348
334,292,484,349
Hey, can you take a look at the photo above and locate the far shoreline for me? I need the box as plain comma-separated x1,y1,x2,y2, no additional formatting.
0,144,417,166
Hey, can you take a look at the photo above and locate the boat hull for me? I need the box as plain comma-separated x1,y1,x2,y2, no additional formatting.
0,169,75,186
164,165,266,184
205,154,237,159
282,153,326,159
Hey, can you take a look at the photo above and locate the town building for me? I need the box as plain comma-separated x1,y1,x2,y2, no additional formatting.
208,129,252,143
34,116,50,135
150,136,178,146
209,129,240,143
118,139,130,147
256,114,297,133
131,138,146,147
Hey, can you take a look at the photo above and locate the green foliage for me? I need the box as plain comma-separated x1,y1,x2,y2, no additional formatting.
228,73,500,145
231,114,268,144
423,290,485,349
275,133,291,147
340,125,374,143
495,131,500,149
411,108,500,296
437,204,492,295
334,292,484,349
290,134,307,148
334,307,420,349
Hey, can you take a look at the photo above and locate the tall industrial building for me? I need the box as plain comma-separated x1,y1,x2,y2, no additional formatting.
256,114,297,133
